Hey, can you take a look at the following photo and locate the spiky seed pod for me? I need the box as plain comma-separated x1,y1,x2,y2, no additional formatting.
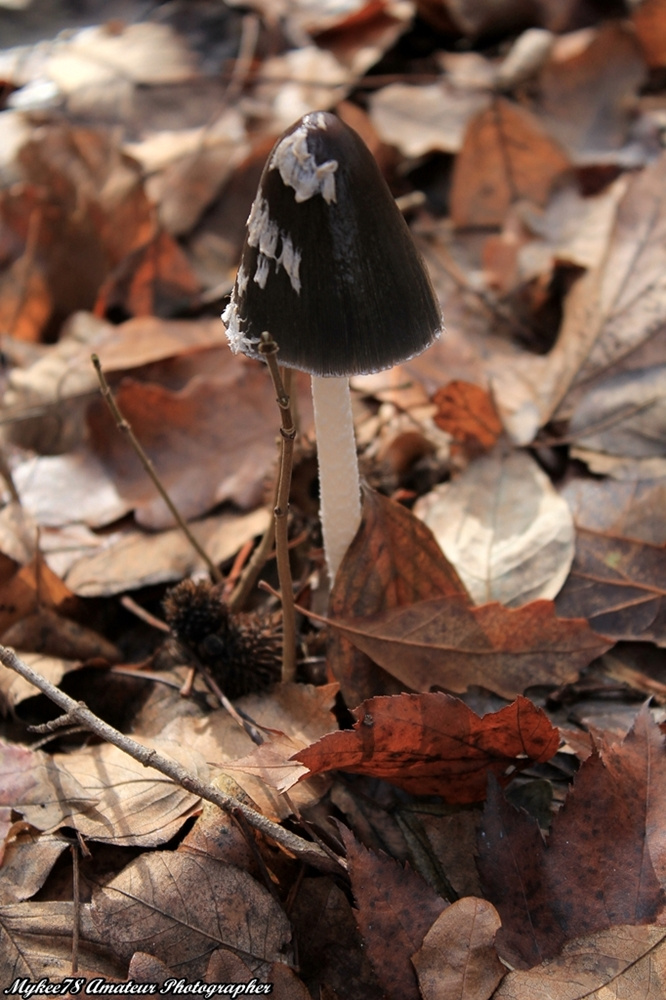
162,579,282,699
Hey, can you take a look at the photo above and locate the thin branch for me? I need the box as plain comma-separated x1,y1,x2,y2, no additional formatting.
0,644,343,876
91,354,223,585
258,333,297,683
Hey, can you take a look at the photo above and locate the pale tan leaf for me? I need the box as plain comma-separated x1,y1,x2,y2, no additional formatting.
0,900,121,984
90,852,292,978
61,507,269,596
415,449,574,606
54,739,206,846
413,897,504,1000
493,924,666,999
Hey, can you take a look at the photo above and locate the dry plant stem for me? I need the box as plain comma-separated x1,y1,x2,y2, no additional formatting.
91,354,223,585
0,644,342,875
228,517,276,611
70,843,80,974
259,333,297,683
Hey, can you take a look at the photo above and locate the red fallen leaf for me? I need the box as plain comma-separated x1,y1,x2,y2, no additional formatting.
94,229,201,320
292,693,559,803
326,597,611,701
330,489,471,706
432,380,503,459
478,705,666,969
340,825,448,1000
556,528,666,645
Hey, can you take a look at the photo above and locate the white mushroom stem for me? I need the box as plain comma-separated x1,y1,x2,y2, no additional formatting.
311,374,362,582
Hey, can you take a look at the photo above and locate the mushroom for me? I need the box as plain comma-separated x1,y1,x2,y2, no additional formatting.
223,111,442,580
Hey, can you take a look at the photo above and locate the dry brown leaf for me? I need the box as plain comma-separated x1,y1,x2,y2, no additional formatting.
493,924,666,998
535,23,647,161
13,449,129,529
413,897,504,1000
568,364,666,460
289,875,385,999
54,739,206,846
0,830,69,905
432,381,503,459
90,851,292,978
560,475,666,545
94,229,201,319
0,900,123,984
0,551,76,635
159,683,337,820
633,0,666,67
415,448,575,606
451,97,570,228
555,528,666,645
0,652,81,712
59,507,269,596
327,596,608,700
87,364,291,528
293,693,560,803
489,147,666,444
330,489,470,706
0,740,94,843
1,608,120,662
369,80,490,156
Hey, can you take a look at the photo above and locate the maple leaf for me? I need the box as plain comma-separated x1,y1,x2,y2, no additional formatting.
292,693,559,803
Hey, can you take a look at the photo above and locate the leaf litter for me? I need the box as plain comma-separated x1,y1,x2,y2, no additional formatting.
1,2,666,997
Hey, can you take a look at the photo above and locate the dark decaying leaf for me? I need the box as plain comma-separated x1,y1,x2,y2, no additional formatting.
340,825,448,1000
478,705,666,969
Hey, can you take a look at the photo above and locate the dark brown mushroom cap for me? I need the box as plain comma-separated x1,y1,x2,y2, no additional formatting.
223,111,442,377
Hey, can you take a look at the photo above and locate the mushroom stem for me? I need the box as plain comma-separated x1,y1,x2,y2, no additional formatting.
311,374,362,582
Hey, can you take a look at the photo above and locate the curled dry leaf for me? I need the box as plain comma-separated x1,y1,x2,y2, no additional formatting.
326,596,609,702
415,448,575,606
90,851,292,979
292,693,560,803
412,897,504,1000
492,148,666,444
478,706,666,969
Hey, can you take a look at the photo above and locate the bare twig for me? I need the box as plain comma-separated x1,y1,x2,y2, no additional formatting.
258,333,297,683
0,644,343,875
91,354,223,585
